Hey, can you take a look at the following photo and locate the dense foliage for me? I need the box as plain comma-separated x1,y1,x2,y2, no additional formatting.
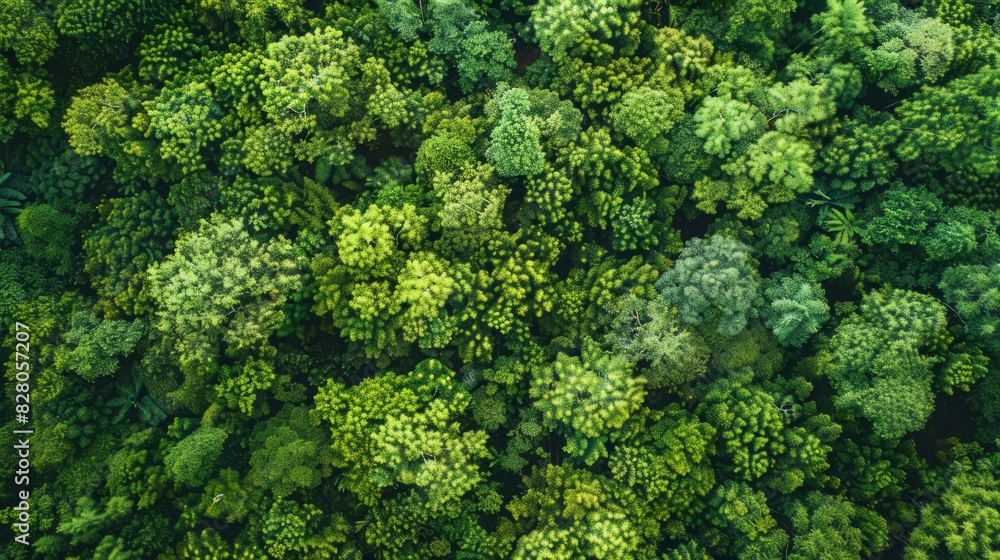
2,0,1000,558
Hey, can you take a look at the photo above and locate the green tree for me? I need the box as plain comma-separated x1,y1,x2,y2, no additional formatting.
699,132,816,220
608,404,716,525
28,140,105,205
704,480,787,559
83,191,177,316
259,499,351,560
938,343,989,395
56,0,169,67
556,126,658,228
52,311,143,381
145,81,223,174
940,263,1000,354
895,66,1000,203
427,0,475,56
311,203,466,361
0,0,56,137
457,22,516,93
256,26,398,174
763,276,831,347
0,171,29,243
826,289,948,439
662,542,713,560
611,195,675,253
146,216,302,409
866,14,955,94
62,76,165,185
214,357,276,416
508,464,658,560
610,87,685,156
163,426,228,488
817,107,899,193
433,162,509,253
261,27,361,140
694,94,765,159
314,359,489,556
698,370,786,482
161,528,264,560
57,496,132,548
376,0,422,41
784,492,888,560
104,428,168,509
246,405,333,498
17,203,84,277
905,467,1000,560
720,0,797,65
656,235,762,337
530,347,645,464
923,205,996,262
812,0,873,60
485,85,545,178
530,0,643,64
860,186,942,249
137,22,207,85
605,295,710,390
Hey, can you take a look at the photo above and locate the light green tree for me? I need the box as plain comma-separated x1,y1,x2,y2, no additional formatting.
905,467,1000,560
312,203,467,360
485,85,545,178
433,162,509,252
314,359,489,556
812,0,873,60
698,370,786,481
530,0,643,64
610,87,685,156
509,464,658,560
698,132,816,220
530,347,645,464
146,216,303,409
694,95,765,158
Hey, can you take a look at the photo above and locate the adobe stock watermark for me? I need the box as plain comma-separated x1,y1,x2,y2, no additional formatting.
11,322,32,546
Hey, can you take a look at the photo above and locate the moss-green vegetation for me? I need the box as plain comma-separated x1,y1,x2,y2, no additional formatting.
2,0,1000,557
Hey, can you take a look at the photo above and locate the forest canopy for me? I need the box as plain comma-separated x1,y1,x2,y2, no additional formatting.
2,0,1000,558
